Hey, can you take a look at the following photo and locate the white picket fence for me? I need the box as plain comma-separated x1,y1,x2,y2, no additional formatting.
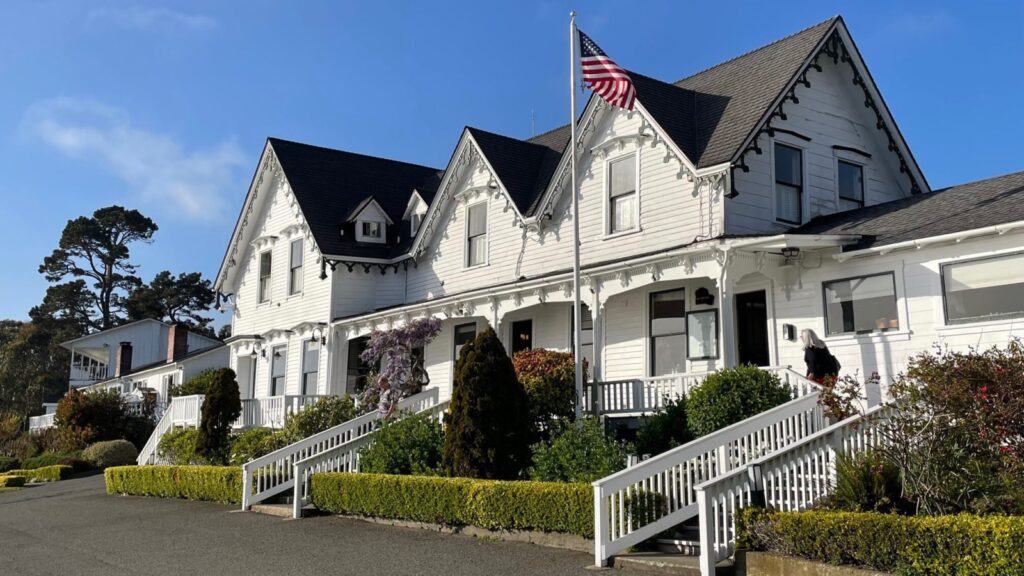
695,405,887,575
290,399,450,518
591,368,822,567
241,387,444,511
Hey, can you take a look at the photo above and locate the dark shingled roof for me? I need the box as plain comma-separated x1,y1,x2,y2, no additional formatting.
793,170,1024,251
269,137,441,258
467,126,568,214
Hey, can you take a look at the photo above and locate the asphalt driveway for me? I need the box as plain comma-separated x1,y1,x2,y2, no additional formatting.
0,474,598,576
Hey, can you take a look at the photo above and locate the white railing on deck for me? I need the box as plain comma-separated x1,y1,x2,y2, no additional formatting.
136,395,203,465
28,413,56,432
241,387,443,511
695,405,887,576
587,366,812,416
169,394,204,426
290,399,449,518
591,368,821,567
235,395,322,429
137,405,175,465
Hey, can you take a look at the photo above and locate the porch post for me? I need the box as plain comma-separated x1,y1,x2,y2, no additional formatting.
718,258,738,368
590,285,604,415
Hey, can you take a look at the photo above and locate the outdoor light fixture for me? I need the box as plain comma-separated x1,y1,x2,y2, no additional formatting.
781,247,800,260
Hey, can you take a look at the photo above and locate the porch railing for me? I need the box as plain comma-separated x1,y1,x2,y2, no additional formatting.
241,387,443,511
235,395,322,429
591,368,822,566
587,366,813,416
695,404,888,575
28,413,56,432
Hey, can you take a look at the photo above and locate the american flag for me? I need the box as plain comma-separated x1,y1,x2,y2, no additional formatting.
578,30,635,110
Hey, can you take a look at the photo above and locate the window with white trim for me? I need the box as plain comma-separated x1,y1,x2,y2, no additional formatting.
410,212,423,236
823,273,899,335
301,340,319,395
453,323,477,360
650,289,686,376
608,154,637,233
942,253,1024,325
774,143,803,224
838,160,864,211
289,239,303,295
258,251,272,303
270,345,287,396
361,221,382,239
465,202,487,267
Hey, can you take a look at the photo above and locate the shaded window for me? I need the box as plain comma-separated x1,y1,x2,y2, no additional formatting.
258,251,272,303
609,154,637,233
301,340,319,395
942,253,1024,325
838,160,864,210
453,323,477,360
289,239,303,295
346,336,373,394
361,221,382,239
410,213,423,236
269,345,287,396
466,203,487,267
774,143,802,224
511,319,533,356
650,289,686,376
823,273,899,335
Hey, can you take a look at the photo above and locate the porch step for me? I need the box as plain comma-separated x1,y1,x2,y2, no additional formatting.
249,503,296,518
612,553,734,576
654,527,701,556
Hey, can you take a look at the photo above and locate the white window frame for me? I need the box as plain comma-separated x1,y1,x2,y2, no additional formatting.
288,238,304,296
357,220,385,243
257,250,272,304
301,339,319,395
464,201,488,269
770,137,806,226
834,150,867,212
604,151,641,237
410,212,423,236
453,322,477,361
269,344,287,396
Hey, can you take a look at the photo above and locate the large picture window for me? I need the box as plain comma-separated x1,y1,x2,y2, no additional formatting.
289,239,303,295
774,143,803,224
258,251,272,303
466,203,487,267
942,253,1024,325
823,273,899,335
837,160,864,210
608,154,637,233
650,289,686,376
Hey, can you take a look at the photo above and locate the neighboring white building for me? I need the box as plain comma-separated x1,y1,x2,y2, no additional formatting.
213,16,1023,414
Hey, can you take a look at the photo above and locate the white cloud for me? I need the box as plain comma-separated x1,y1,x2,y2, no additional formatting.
86,6,217,33
22,97,245,220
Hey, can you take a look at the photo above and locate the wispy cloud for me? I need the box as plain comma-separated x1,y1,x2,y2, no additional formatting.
86,5,217,33
884,9,954,38
22,97,245,220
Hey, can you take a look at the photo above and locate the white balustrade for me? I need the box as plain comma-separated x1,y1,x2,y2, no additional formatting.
694,405,888,576
235,395,323,429
28,413,56,432
169,394,204,426
591,368,821,567
241,387,443,511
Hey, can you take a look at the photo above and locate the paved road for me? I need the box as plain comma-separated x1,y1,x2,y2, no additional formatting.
0,474,598,576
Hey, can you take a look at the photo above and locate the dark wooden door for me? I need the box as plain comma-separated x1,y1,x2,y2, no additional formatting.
510,319,533,356
736,291,770,366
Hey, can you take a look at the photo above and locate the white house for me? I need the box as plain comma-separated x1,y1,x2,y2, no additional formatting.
212,16,1022,420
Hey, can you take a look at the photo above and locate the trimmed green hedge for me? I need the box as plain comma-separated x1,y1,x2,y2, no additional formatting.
105,465,242,504
6,465,73,482
310,472,593,537
0,475,26,487
739,508,1024,575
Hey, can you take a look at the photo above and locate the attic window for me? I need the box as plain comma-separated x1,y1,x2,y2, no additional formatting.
410,213,423,236
357,221,385,243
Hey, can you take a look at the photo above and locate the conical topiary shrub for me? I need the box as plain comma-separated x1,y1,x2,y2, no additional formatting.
197,368,241,464
442,327,532,479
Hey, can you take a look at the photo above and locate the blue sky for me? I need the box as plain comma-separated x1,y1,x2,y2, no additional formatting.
1,1,1021,323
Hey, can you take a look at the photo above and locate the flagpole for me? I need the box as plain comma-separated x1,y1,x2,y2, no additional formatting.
569,11,584,421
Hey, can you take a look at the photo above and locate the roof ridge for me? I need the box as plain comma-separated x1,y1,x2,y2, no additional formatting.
526,123,570,144
672,16,839,86
468,125,546,146
932,168,1024,193
268,136,440,172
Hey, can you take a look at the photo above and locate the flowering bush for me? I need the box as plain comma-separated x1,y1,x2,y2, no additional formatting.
512,349,583,431
359,318,442,402
817,373,871,421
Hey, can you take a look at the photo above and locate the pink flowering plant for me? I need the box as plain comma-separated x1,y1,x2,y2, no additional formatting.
358,318,442,406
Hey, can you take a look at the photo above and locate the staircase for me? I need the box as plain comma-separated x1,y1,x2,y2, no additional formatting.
136,394,204,465
241,387,446,512
591,368,826,571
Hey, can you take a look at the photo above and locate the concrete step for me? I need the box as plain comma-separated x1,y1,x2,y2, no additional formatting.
249,503,294,518
612,553,734,576
654,527,700,556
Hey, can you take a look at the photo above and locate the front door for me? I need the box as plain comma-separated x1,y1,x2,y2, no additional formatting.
735,290,770,366
510,319,533,356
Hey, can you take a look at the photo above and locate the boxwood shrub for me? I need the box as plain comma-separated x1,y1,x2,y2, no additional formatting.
6,465,73,482
105,465,242,504
739,508,1024,575
310,472,593,537
0,474,26,487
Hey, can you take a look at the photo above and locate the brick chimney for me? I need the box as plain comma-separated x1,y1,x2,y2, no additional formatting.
167,324,189,363
115,342,133,377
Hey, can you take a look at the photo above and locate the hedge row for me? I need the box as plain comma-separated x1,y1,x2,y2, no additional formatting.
310,472,593,537
0,475,26,488
105,466,242,504
6,465,73,482
739,508,1024,576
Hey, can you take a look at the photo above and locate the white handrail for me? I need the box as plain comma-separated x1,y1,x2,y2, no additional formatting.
591,367,821,566
241,387,442,510
137,405,175,465
694,405,889,576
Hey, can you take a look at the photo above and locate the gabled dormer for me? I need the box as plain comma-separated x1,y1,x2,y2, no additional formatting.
345,196,393,244
403,190,428,239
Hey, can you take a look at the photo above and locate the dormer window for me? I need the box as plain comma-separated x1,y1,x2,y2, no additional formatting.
362,221,382,239
410,213,423,236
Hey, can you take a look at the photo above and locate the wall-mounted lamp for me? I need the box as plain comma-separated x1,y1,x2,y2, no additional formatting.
250,341,264,359
312,324,328,346
781,247,801,263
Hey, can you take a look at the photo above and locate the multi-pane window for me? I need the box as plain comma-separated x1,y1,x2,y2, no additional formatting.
270,345,287,396
942,253,1024,325
650,289,686,376
466,203,487,267
301,340,319,395
453,323,477,360
774,143,803,224
258,251,272,303
289,239,303,295
361,221,382,239
823,273,899,335
410,213,422,236
608,154,637,233
838,160,864,210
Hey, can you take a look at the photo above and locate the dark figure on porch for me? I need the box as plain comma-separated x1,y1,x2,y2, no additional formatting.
801,328,839,384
